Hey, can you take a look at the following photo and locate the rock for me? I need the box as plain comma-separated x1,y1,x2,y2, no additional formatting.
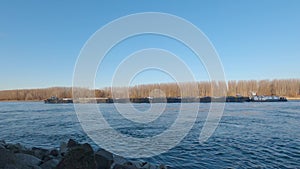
117,161,165,169
42,155,53,163
59,142,67,156
95,148,114,169
0,140,6,147
135,161,150,168
49,149,59,157
5,143,24,153
0,140,6,151
113,154,127,165
113,163,138,169
0,140,167,169
111,154,128,169
127,161,152,169
3,164,27,169
124,162,140,169
0,143,5,150
15,153,42,167
30,165,42,169
0,148,17,168
0,148,36,169
32,147,49,159
40,159,59,169
67,139,78,148
55,143,96,169
158,164,168,169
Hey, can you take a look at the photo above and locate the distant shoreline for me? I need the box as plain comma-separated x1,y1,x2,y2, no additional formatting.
1,79,300,102
0,100,41,102
285,97,300,100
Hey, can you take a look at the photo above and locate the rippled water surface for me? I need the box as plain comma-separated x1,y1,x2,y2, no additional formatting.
0,101,299,168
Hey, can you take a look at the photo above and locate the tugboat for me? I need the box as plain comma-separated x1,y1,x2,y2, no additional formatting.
249,92,287,102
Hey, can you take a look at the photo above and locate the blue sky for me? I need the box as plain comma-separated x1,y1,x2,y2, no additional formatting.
1,0,299,90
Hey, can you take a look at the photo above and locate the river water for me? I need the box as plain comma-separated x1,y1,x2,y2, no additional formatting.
0,101,299,168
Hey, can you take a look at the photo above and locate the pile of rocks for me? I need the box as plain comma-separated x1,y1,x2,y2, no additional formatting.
0,139,168,169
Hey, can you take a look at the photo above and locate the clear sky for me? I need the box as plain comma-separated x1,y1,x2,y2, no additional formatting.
1,0,299,90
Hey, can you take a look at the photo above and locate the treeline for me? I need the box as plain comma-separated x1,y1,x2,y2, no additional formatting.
227,79,300,97
99,79,300,98
0,79,299,101
0,87,72,101
99,81,226,98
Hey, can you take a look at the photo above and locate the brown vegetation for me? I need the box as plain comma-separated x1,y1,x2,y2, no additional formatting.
0,79,299,101
0,87,72,101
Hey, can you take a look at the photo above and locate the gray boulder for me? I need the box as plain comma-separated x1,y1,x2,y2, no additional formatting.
0,140,5,147
112,154,128,167
32,147,49,159
67,139,78,148
113,163,139,169
0,149,35,169
113,161,168,169
5,143,24,153
0,148,17,168
15,153,42,167
158,164,168,169
94,148,114,169
49,149,59,157
127,161,155,169
40,159,59,169
0,140,168,169
55,143,96,169
59,142,67,157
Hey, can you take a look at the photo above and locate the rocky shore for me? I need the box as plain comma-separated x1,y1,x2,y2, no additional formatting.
0,139,167,169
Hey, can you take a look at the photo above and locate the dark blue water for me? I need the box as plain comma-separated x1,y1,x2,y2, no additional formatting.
0,101,299,168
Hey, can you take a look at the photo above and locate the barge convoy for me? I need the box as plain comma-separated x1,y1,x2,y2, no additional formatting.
44,94,287,104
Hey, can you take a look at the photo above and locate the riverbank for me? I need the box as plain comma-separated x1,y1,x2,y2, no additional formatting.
286,97,300,100
0,100,41,102
0,139,167,169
